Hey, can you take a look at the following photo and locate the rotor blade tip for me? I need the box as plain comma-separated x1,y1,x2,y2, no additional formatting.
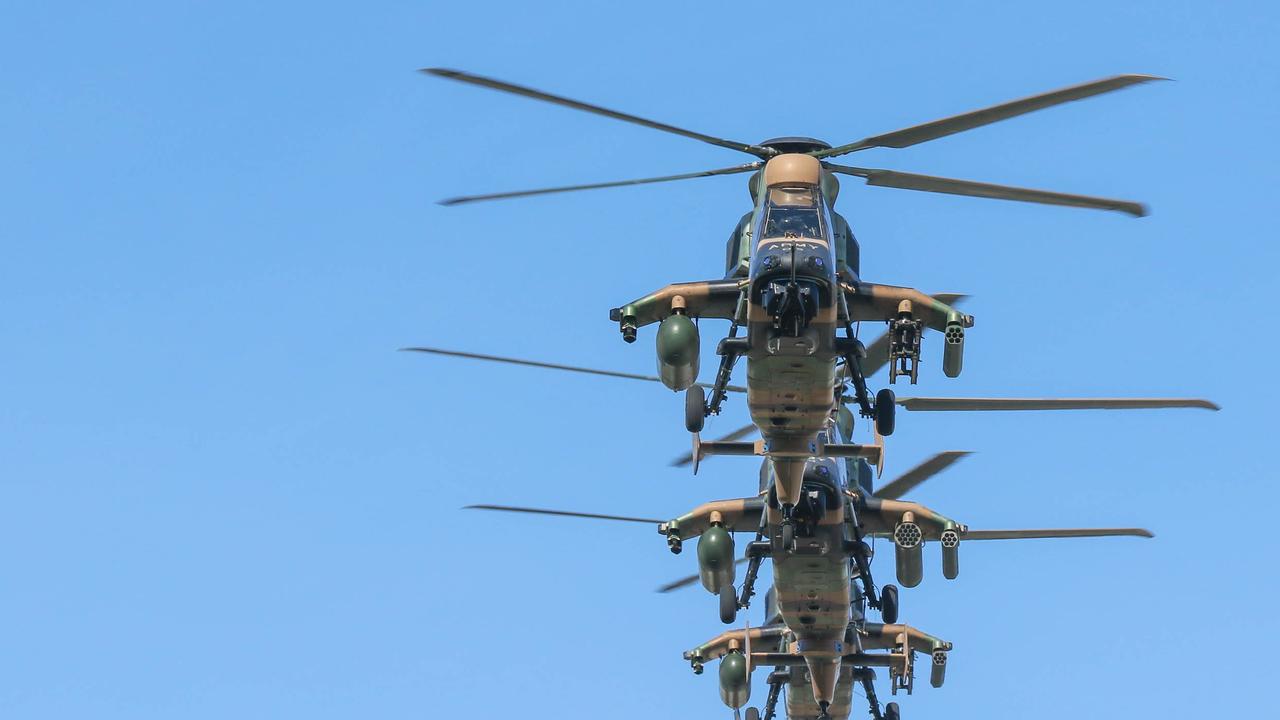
1184,399,1221,411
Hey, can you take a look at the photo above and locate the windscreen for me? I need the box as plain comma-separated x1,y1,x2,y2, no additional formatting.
762,186,822,239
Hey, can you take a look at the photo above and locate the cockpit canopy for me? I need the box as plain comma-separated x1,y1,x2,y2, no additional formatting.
762,185,823,240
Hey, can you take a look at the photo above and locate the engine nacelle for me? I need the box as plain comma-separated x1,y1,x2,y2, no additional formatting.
718,650,751,709
656,313,700,390
940,527,960,580
942,320,964,378
893,512,924,588
698,524,736,594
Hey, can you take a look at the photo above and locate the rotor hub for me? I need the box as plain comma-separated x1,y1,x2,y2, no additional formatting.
758,137,831,155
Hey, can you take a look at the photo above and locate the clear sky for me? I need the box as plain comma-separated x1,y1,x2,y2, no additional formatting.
2,1,1277,718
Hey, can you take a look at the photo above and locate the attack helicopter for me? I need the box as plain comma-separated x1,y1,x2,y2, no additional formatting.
423,68,1171,547
410,340,1213,720
465,438,1160,720
684,585,947,720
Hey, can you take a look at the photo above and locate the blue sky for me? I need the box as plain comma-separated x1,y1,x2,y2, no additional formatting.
1,1,1276,718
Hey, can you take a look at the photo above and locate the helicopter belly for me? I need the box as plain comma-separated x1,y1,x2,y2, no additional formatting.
772,554,851,640
786,662,856,720
770,504,851,643
746,355,837,436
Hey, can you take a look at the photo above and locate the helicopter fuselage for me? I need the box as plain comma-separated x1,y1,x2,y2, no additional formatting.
675,451,951,718
613,152,972,515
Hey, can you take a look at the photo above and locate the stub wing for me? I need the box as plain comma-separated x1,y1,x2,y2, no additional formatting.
661,496,767,541
843,283,972,331
611,278,744,329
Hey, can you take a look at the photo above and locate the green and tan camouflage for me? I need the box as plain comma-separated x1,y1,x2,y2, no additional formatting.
611,151,973,528
416,68,1211,720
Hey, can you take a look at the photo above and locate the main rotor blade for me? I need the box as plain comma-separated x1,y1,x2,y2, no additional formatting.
861,293,967,378
895,397,1220,411
874,451,972,500
401,347,747,393
814,74,1166,158
464,504,663,525
826,165,1147,216
963,528,1153,540
670,423,757,467
424,68,776,158
439,162,762,206
657,557,750,593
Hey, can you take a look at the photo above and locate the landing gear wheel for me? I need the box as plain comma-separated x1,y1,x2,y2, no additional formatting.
685,385,706,433
719,585,738,624
884,702,900,720
780,522,795,551
881,584,899,624
874,388,896,437
745,708,760,720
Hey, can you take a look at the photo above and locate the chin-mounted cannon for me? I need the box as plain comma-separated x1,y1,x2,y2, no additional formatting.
762,277,821,337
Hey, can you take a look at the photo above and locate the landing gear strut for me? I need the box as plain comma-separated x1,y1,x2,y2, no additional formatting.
737,513,771,610
761,671,786,720
854,668,884,720
780,503,796,551
847,498,883,614
840,327,894,437
705,292,748,419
